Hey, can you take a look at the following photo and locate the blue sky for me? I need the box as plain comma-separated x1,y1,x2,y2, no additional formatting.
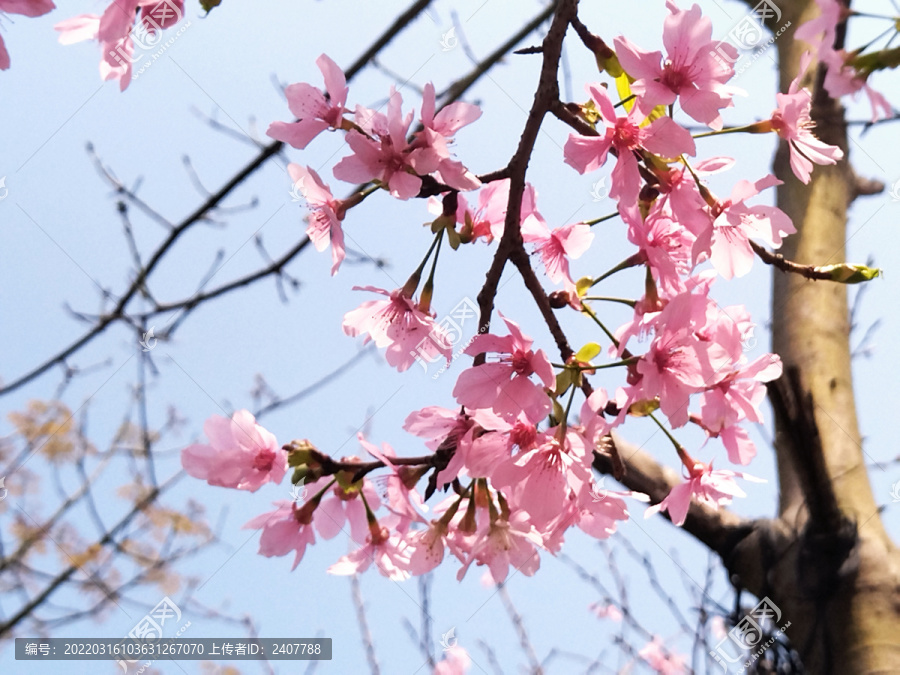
1,0,899,673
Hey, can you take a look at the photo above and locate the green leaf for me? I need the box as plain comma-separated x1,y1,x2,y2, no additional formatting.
555,369,574,397
628,399,660,417
200,0,222,12
575,276,593,298
575,342,602,363
818,262,882,284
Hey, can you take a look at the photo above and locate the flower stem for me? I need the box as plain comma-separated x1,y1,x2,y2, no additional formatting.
584,212,619,226
589,252,644,288
649,412,684,451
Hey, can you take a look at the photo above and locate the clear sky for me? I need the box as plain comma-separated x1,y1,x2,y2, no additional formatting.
1,0,899,673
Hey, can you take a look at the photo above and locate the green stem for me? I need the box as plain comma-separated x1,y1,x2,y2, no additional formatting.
403,231,443,296
589,252,644,288
419,228,445,311
584,212,619,226
693,122,771,139
614,93,636,109
649,412,684,451
582,295,637,307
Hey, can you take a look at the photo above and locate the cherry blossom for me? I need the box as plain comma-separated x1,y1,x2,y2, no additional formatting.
453,313,554,422
305,475,380,545
334,87,439,199
698,175,795,279
358,434,427,530
267,53,349,149
522,217,594,286
328,524,412,581
646,458,763,526
564,82,696,223
243,500,316,570
287,164,347,275
416,82,482,191
699,353,782,464
634,296,723,428
614,0,741,129
590,602,624,622
455,510,544,583
181,410,287,491
490,427,593,529
638,636,688,674
628,201,694,296
0,0,56,70
433,646,471,675
343,285,452,372
766,55,844,183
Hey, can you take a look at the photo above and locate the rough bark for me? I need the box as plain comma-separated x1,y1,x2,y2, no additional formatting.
755,1,900,671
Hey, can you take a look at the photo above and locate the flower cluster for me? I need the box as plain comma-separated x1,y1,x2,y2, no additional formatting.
176,3,882,647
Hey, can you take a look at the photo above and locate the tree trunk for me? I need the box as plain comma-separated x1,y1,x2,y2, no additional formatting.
752,1,900,671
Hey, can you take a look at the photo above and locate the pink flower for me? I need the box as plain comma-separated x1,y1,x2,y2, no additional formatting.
698,175,795,279
342,286,452,372
453,313,554,422
54,15,100,46
307,476,379,544
699,353,782,464
405,521,449,575
646,460,762,526
333,87,438,199
358,434,426,529
243,500,316,570
456,511,544,583
575,486,646,540
638,636,688,674
636,322,717,429
522,217,594,286
328,524,412,581
403,406,477,485
434,646,471,675
181,410,287,491
267,53,349,149
0,0,56,70
428,179,543,244
614,0,741,130
465,410,537,478
287,164,346,275
490,428,593,529
590,602,624,622
655,156,731,239
794,0,843,51
821,48,893,123
628,202,694,296
416,82,482,191
564,82,695,223
768,55,844,183
579,387,628,445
